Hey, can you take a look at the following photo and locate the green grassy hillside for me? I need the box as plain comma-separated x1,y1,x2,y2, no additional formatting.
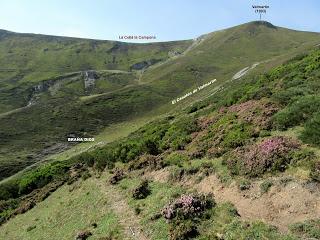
1,21,320,181
0,29,191,78
1,39,320,240
0,30,191,113
0,32,191,179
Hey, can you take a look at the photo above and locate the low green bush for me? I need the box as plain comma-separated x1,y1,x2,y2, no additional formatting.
164,152,189,167
289,148,315,166
290,219,320,239
161,117,198,150
260,180,273,194
272,87,305,105
300,113,320,145
0,181,19,201
0,198,19,224
222,123,253,148
18,161,70,195
0,158,77,202
273,95,320,130
78,152,95,167
238,179,251,191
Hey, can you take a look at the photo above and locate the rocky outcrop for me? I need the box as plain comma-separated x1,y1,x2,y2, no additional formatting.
83,70,98,89
130,58,162,70
27,73,79,106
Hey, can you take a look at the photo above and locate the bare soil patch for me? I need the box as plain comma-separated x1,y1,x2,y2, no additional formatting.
196,175,320,232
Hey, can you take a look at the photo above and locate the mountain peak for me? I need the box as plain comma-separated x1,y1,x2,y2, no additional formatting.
248,21,277,29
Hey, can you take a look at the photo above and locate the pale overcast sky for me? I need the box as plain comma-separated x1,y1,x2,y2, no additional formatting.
0,0,319,42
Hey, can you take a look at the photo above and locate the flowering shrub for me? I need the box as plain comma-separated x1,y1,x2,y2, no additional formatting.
260,137,290,154
228,99,279,130
162,193,214,240
228,136,300,177
162,194,214,220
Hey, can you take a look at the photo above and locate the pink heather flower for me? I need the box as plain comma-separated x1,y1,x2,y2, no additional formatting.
232,136,300,176
162,194,210,220
258,136,298,156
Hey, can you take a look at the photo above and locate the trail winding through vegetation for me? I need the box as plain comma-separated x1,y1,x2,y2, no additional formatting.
97,178,150,240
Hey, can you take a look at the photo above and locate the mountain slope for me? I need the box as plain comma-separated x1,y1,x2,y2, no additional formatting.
0,21,320,181
142,21,320,87
1,39,320,239
0,30,192,113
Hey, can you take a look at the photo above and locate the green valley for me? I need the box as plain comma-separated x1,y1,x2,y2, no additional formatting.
1,21,320,180
0,20,320,240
